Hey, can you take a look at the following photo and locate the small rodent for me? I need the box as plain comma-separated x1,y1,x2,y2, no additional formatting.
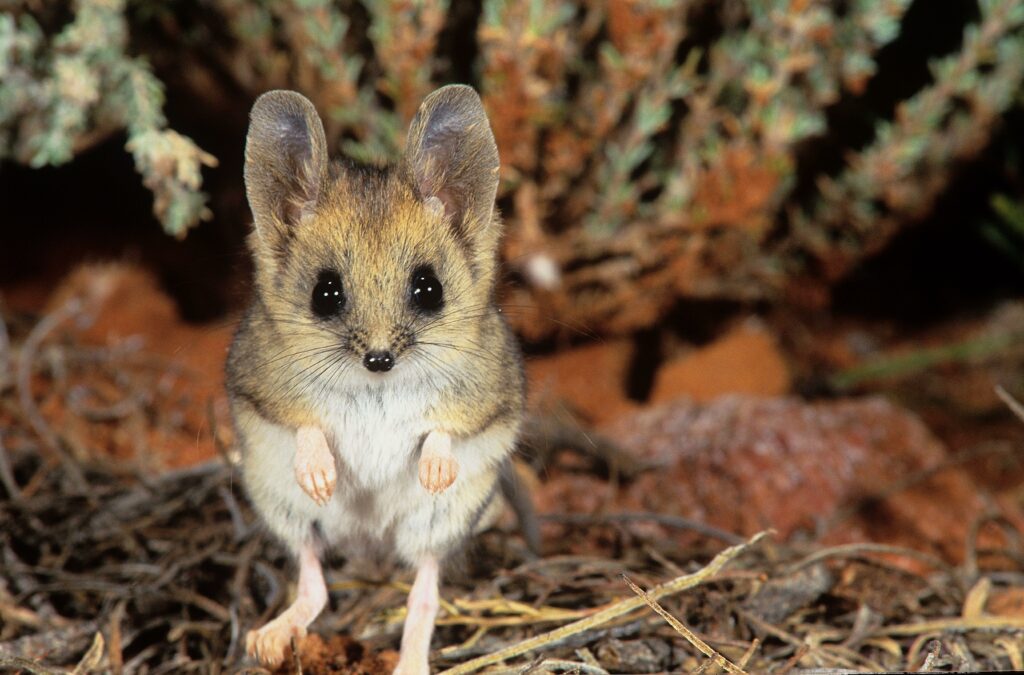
226,85,526,673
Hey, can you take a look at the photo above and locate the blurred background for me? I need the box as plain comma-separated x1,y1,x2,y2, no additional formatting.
3,1,1024,671
3,0,1024,549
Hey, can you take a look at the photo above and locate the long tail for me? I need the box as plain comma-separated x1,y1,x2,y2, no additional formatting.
498,460,541,556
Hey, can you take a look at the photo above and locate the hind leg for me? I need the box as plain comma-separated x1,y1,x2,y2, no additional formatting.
393,555,440,675
247,542,327,667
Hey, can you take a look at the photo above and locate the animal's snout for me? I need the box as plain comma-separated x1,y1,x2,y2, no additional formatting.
363,350,394,373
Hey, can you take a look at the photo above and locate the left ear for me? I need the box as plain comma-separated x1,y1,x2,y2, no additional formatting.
404,85,500,259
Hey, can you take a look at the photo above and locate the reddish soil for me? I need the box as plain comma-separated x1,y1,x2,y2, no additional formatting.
531,395,1017,566
988,587,1024,618
4,258,1024,673
525,337,639,424
650,320,791,403
284,635,398,674
6,260,1022,563
7,262,234,467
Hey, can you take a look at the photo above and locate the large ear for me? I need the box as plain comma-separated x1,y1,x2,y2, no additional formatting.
244,90,328,239
405,85,500,259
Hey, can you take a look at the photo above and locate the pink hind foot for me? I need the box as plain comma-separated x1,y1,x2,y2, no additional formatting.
247,542,327,667
246,612,307,666
394,556,440,675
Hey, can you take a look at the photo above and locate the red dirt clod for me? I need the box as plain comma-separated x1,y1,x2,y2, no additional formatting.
526,338,639,424
651,320,791,404
41,262,234,467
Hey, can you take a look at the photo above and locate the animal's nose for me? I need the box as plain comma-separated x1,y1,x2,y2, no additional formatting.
363,351,394,373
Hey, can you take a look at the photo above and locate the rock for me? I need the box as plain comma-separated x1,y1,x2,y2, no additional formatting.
538,395,1003,562
650,320,790,404
743,563,833,624
526,338,639,424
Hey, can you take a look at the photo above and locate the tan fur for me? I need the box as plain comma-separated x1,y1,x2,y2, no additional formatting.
226,86,524,669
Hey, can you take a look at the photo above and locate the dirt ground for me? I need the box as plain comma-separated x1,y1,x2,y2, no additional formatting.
2,258,1024,673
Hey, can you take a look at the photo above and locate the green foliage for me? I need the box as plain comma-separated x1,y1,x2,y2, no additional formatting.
2,0,1023,333
0,0,215,237
799,0,1024,272
982,194,1024,269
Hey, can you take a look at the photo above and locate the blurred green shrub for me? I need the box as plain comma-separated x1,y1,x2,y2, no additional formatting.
983,194,1024,269
2,0,1023,335
1,0,216,237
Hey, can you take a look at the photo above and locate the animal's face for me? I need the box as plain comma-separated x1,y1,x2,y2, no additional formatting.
261,169,488,381
243,86,500,384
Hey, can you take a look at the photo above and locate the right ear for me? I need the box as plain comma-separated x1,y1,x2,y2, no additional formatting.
244,91,328,240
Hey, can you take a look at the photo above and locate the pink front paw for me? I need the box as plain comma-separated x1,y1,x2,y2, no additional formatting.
295,426,336,506
419,454,458,495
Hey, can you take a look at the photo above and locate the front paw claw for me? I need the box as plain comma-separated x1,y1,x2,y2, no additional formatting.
419,454,458,494
295,426,336,506
297,463,336,505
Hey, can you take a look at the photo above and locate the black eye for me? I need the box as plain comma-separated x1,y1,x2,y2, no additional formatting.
311,271,345,318
411,267,443,312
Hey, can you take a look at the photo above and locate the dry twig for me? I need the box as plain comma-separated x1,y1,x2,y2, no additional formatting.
440,531,771,674
995,385,1024,424
14,299,90,491
623,574,746,674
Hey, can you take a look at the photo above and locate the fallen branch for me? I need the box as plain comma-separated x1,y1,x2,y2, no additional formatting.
541,512,745,545
15,299,90,492
0,304,10,385
623,574,746,674
439,531,771,674
784,542,956,577
995,385,1024,424
810,615,1024,643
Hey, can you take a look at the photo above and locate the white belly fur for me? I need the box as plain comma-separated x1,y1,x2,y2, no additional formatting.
240,376,515,565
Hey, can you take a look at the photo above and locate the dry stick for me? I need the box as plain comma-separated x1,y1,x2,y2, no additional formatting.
995,385,1024,424
784,542,956,578
877,615,1024,637
0,430,21,503
0,654,68,675
906,634,941,671
810,614,1024,646
439,531,771,675
995,636,1024,670
0,308,20,502
541,512,745,545
737,610,803,648
775,644,809,675
70,632,104,675
963,512,1019,583
737,638,760,670
622,575,746,674
0,303,10,383
107,601,126,675
15,299,90,491
528,659,609,675
290,636,303,675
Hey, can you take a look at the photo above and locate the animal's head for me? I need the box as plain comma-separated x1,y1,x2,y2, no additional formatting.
243,85,502,384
